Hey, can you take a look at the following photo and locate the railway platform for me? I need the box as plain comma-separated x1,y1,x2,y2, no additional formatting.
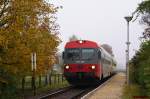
82,73,126,99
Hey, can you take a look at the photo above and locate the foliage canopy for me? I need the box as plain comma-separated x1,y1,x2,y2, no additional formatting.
0,0,60,97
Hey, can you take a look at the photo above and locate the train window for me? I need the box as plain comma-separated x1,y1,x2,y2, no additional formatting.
81,48,95,60
98,51,101,59
66,49,80,60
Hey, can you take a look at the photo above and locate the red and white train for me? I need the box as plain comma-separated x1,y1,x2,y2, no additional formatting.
63,40,116,85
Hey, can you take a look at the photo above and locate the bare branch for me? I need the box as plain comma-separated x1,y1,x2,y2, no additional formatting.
0,0,9,18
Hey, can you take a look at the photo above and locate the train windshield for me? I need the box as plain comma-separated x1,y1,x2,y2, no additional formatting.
81,49,95,60
65,48,95,61
66,49,80,60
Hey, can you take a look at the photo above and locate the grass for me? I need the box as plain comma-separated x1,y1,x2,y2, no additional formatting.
15,81,69,99
1,74,70,99
122,84,146,99
21,75,70,98
36,80,69,94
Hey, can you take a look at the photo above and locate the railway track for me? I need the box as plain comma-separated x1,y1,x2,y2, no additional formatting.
39,86,95,99
39,74,115,99
39,86,74,99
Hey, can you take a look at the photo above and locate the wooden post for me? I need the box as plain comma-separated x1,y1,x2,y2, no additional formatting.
22,76,25,97
39,75,41,87
62,74,64,83
49,74,51,85
58,74,59,84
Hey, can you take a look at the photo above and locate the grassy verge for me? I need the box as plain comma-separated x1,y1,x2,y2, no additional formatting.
122,84,146,99
1,77,69,99
0,75,69,99
22,80,69,99
36,80,69,94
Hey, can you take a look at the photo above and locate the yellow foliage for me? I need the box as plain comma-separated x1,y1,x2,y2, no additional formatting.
0,0,60,78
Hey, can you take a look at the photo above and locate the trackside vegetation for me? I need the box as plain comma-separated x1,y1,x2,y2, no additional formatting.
123,0,150,98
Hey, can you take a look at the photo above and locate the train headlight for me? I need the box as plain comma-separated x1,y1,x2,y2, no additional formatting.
65,65,70,69
79,40,83,44
91,65,95,69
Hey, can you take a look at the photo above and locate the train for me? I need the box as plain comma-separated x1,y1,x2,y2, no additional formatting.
63,40,116,85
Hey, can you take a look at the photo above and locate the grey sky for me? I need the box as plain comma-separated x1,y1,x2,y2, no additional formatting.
49,0,143,69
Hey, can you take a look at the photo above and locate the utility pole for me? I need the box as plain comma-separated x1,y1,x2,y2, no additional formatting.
31,52,37,96
124,16,133,85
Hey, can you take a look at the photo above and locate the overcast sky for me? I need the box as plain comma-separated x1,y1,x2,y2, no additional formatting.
49,0,144,69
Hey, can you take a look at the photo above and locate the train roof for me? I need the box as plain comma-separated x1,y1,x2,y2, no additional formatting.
65,40,117,64
65,40,99,48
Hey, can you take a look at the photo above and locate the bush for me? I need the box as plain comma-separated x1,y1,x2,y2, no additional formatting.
130,41,150,96
122,84,144,99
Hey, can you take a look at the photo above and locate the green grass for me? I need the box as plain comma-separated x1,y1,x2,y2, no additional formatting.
122,84,146,99
36,80,69,94
22,79,69,98
21,75,69,96
3,81,69,99
1,74,70,99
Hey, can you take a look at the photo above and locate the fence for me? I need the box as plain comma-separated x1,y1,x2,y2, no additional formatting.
19,73,68,97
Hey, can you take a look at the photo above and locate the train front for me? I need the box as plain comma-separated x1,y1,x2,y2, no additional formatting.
63,40,101,85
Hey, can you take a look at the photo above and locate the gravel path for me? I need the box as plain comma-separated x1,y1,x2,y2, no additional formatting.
87,73,125,99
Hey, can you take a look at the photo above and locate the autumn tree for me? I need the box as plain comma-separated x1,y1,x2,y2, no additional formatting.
0,0,60,98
